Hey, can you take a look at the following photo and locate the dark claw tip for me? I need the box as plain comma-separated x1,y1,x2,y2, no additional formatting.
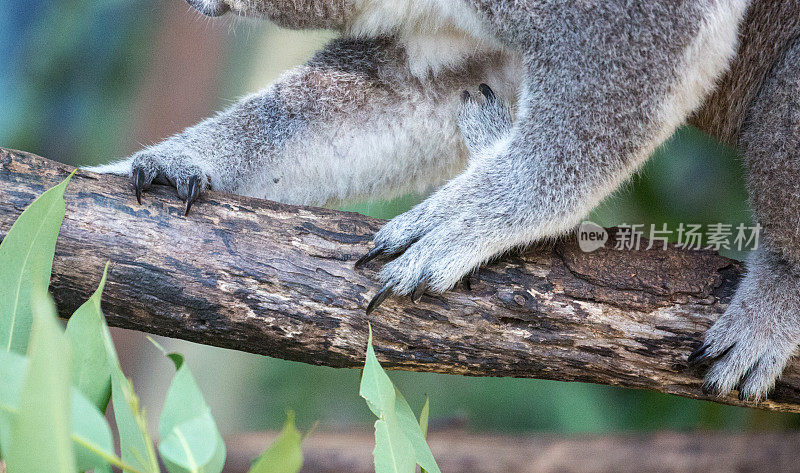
687,343,709,364
355,245,386,268
463,276,472,292
366,285,393,315
133,168,146,205
738,390,746,401
461,90,472,103
184,176,202,216
479,83,495,101
411,279,429,303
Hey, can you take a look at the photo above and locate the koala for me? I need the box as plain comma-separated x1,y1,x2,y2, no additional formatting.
89,0,800,402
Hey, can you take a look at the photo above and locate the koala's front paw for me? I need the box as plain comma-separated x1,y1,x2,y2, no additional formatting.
358,212,483,313
129,147,210,215
690,249,800,401
458,84,513,157
356,181,499,313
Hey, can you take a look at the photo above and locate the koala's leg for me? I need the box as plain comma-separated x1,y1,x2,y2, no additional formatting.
90,38,519,211
359,0,746,308
691,37,800,401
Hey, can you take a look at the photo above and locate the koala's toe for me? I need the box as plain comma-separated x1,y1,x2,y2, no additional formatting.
738,352,792,402
132,167,150,205
373,203,439,254
130,162,158,204
177,175,206,215
701,341,761,397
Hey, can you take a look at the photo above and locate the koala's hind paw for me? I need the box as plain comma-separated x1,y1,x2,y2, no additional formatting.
128,148,210,216
690,248,800,402
458,84,513,157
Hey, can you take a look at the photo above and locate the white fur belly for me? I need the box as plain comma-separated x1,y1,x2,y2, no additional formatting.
348,0,501,77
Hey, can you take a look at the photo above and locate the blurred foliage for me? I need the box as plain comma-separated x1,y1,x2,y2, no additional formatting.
1,0,797,437
0,0,160,164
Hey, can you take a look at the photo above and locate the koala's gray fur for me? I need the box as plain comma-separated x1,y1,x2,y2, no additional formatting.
90,0,800,402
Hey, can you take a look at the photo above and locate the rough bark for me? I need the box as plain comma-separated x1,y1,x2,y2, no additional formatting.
223,430,800,473
1,148,799,412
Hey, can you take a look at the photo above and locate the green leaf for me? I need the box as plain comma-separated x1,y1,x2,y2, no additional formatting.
359,326,416,473
158,352,225,473
0,173,71,354
419,396,430,473
359,326,398,418
372,418,415,473
65,263,112,412
0,336,132,473
159,413,224,473
71,387,116,472
419,396,430,438
0,349,28,456
395,390,440,473
100,318,160,472
4,291,77,473
248,412,303,473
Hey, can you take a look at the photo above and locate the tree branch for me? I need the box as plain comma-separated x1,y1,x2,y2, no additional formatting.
2,148,799,412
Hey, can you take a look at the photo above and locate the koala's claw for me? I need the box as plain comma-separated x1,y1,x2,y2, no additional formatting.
183,176,202,216
355,244,388,268
462,275,472,291
366,284,394,315
460,84,496,104
411,278,429,303
364,277,430,314
687,343,710,365
458,83,512,157
133,167,148,205
688,342,734,367
478,83,496,101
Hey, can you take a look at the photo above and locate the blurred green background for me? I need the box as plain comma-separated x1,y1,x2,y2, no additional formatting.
1,0,797,437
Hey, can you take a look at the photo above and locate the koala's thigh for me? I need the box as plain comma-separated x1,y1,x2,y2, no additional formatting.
741,37,800,261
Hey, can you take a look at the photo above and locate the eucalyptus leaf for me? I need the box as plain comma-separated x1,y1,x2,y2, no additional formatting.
248,412,303,473
419,396,430,473
4,292,76,473
158,351,225,473
419,396,430,438
147,336,184,371
0,350,28,456
0,173,71,354
372,418,415,473
71,386,115,472
159,412,224,473
359,326,398,418
65,264,112,412
359,326,417,473
395,390,440,473
0,350,124,473
101,319,160,472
